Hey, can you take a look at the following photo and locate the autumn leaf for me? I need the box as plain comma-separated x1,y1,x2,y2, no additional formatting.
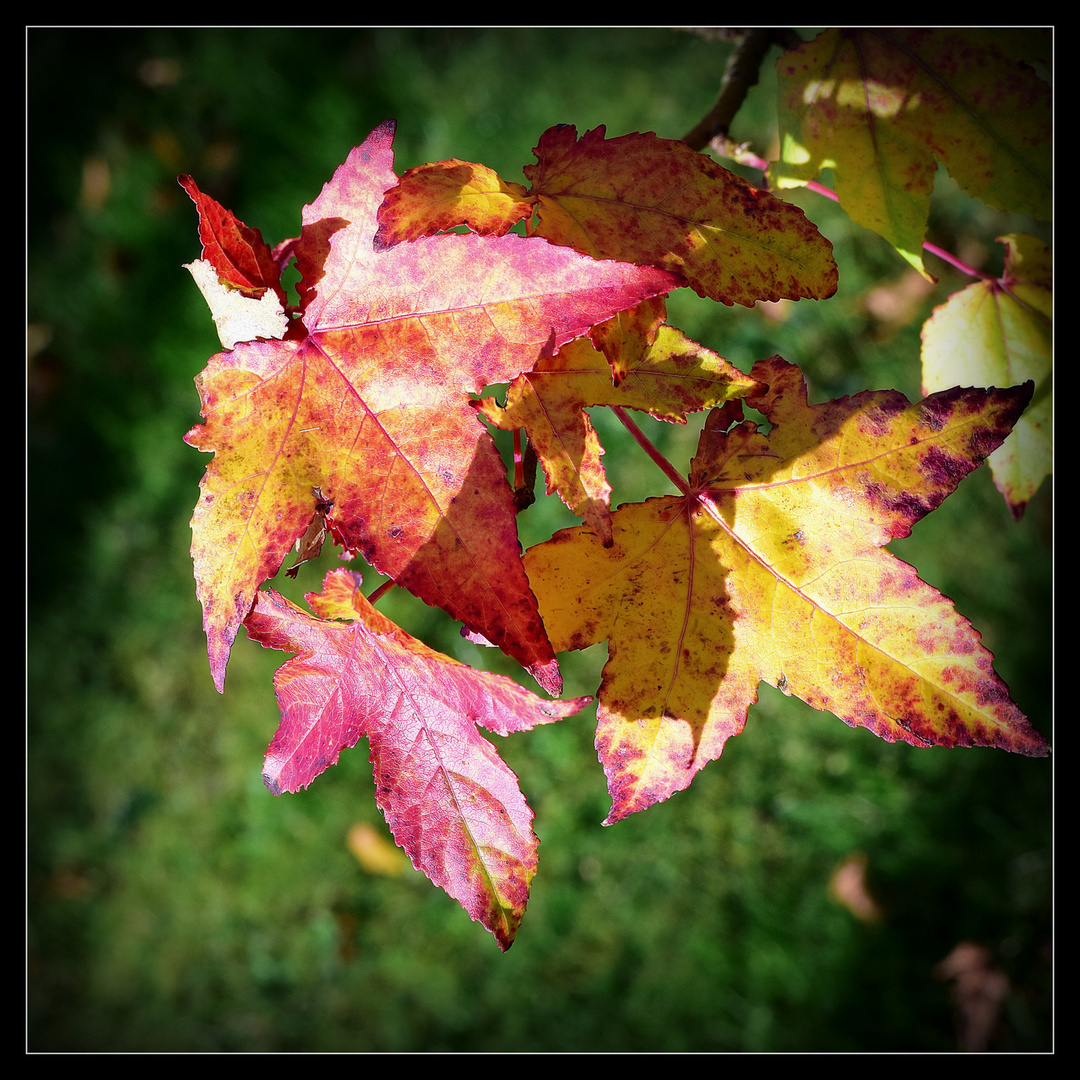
921,234,1052,519
524,356,1047,824
178,174,288,305
244,568,591,950
374,159,533,241
183,121,682,695
771,28,1051,276
377,125,838,307
586,294,668,384
477,325,760,543
184,258,289,352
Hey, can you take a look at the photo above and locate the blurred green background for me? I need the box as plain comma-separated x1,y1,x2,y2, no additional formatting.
28,28,1051,1052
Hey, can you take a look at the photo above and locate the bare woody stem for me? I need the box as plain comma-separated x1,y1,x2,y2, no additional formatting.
682,29,795,151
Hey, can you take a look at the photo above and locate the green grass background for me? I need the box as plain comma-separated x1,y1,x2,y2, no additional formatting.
28,27,1052,1052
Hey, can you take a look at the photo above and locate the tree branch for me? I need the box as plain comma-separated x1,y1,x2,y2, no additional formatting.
682,29,783,152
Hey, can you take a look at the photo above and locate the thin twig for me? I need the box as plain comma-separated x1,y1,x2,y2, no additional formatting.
922,240,993,281
682,29,777,152
611,406,691,496
367,579,395,606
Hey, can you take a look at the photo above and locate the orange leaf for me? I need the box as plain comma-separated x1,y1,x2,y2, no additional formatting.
245,569,590,950
184,121,682,694
178,174,287,305
525,357,1047,823
374,159,533,243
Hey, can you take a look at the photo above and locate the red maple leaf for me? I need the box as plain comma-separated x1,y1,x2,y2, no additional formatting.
245,568,591,950
183,121,682,695
178,174,287,305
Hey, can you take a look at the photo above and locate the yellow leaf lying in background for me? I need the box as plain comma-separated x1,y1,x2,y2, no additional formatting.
347,822,411,877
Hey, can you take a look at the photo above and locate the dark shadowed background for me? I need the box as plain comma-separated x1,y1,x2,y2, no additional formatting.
28,27,1052,1052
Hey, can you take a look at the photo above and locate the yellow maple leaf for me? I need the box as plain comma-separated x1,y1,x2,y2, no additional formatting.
525,357,1047,823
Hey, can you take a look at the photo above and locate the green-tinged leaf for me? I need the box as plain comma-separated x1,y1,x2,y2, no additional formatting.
922,234,1051,518
772,28,1051,276
525,125,838,304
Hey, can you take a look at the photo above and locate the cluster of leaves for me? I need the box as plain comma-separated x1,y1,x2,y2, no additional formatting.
181,29,1050,949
